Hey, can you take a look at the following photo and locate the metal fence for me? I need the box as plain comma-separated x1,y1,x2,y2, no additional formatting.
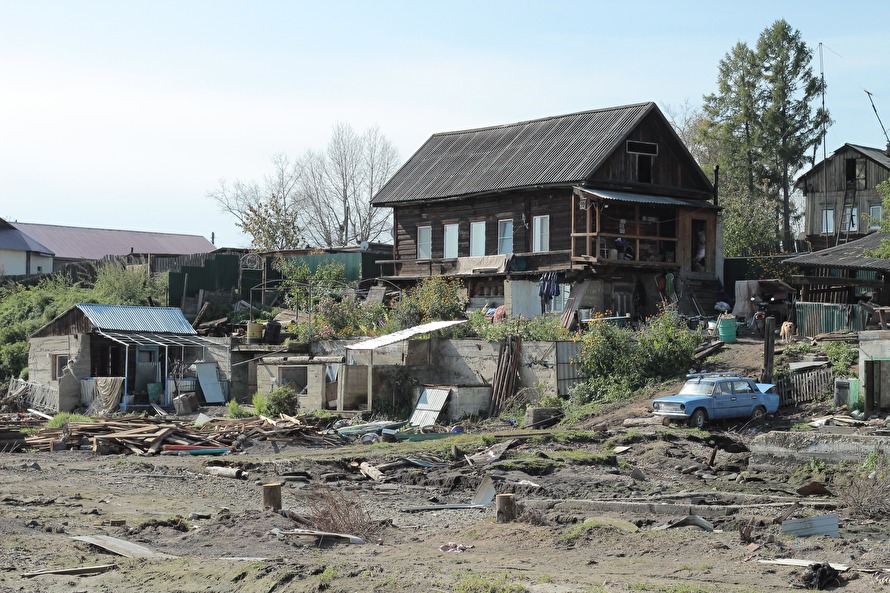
794,302,869,337
555,341,584,396
775,367,834,406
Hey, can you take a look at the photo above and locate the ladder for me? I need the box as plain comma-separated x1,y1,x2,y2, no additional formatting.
836,185,856,246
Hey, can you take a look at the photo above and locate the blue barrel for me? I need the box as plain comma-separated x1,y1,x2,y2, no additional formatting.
717,317,737,343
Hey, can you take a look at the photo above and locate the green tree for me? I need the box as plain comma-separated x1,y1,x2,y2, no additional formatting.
869,180,890,257
700,20,828,255
92,262,168,306
757,19,829,248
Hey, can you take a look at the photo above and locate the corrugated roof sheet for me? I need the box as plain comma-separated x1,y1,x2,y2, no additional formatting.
346,319,468,350
579,188,719,209
785,231,890,272
12,222,215,260
372,103,657,205
409,387,451,428
77,303,197,334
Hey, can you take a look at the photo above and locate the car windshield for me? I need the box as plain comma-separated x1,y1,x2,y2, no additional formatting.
678,381,715,396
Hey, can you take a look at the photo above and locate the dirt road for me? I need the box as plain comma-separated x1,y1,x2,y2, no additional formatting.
1,338,887,593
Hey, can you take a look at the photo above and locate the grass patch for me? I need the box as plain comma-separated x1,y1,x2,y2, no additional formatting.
452,570,528,593
549,450,616,466
630,584,712,593
46,412,92,429
558,517,638,545
494,454,558,476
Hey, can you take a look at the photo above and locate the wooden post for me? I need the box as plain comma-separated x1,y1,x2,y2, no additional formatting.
761,317,776,383
262,482,283,511
496,494,516,523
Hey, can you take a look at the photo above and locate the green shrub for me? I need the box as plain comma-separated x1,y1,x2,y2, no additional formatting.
395,276,467,328
253,386,299,417
467,310,570,341
46,412,92,429
226,400,253,418
824,341,856,377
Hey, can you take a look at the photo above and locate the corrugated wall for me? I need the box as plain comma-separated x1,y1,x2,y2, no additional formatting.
795,302,869,337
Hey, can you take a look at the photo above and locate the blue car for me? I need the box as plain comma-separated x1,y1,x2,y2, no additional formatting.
652,373,779,429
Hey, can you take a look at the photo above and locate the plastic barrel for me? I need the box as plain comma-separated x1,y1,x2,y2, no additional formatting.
246,321,263,344
717,317,737,343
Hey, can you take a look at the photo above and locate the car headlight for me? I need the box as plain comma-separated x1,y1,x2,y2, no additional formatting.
653,402,660,410
680,404,685,411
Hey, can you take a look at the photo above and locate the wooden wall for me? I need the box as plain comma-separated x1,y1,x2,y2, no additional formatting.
393,188,573,275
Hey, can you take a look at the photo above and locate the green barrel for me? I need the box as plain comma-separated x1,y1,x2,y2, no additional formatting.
717,317,737,343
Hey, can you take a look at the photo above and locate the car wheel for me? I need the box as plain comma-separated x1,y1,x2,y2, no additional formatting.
751,406,767,421
689,409,707,429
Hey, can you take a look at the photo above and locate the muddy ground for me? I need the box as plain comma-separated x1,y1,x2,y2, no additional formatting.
2,334,889,593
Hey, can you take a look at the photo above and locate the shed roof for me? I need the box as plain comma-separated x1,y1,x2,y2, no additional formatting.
576,188,719,209
372,102,707,206
76,303,197,334
11,222,215,260
346,319,468,350
784,231,890,272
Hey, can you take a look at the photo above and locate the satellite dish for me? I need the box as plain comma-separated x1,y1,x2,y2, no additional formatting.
360,240,370,251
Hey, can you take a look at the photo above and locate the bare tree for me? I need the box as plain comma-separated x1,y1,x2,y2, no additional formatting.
298,123,400,247
208,153,306,251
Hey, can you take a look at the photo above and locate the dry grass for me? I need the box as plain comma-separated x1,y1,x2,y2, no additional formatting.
837,455,890,520
304,486,385,541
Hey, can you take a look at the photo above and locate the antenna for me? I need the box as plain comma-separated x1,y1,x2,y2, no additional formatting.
865,90,890,145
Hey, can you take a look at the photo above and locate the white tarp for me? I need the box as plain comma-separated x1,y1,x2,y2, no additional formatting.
346,320,467,351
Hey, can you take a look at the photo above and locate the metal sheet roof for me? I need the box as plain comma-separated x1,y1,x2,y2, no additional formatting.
372,103,658,206
578,188,720,209
77,304,198,334
12,222,215,260
346,319,468,350
796,143,890,186
0,225,54,255
784,231,890,273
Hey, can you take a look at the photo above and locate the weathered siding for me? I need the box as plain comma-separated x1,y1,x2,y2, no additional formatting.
28,334,91,411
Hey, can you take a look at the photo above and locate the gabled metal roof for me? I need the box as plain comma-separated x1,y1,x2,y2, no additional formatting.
77,303,198,334
372,103,660,206
11,222,215,260
796,143,890,187
784,231,890,273
0,222,54,255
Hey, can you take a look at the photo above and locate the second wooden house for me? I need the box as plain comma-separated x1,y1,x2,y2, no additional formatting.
372,102,722,321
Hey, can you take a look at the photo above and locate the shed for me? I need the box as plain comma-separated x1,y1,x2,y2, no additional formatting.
29,304,229,412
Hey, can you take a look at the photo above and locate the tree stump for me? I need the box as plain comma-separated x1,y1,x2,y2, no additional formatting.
262,482,283,511
496,493,516,523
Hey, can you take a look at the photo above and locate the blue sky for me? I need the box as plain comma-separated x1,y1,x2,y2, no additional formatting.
1,1,888,247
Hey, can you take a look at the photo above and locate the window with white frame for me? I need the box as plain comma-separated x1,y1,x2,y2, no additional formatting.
497,219,513,254
821,208,834,234
842,206,859,232
443,223,459,259
417,226,432,260
870,204,883,230
532,215,550,252
470,221,486,257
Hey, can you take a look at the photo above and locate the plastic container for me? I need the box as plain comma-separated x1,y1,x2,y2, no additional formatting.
147,382,164,403
246,321,263,344
717,316,737,343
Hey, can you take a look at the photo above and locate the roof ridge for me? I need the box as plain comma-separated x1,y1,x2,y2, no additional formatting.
429,102,654,138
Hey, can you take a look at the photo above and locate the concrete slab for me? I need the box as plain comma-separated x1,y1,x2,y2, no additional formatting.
750,431,890,469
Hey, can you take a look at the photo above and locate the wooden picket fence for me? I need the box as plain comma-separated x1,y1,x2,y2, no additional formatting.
775,367,834,406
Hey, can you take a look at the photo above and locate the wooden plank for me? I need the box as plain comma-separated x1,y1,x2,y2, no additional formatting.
71,535,178,558
758,558,849,571
22,563,117,578
146,427,176,454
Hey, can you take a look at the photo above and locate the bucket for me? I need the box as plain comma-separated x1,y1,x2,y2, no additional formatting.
717,317,737,344
246,321,263,344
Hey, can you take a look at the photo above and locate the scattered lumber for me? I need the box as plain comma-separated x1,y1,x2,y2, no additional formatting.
24,414,347,455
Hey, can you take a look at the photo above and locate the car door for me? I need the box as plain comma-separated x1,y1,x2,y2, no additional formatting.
731,379,761,417
711,381,736,419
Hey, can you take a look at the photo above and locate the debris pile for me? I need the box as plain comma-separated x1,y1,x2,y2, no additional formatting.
24,415,346,455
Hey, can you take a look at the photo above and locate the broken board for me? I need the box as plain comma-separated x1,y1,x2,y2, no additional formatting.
71,535,178,558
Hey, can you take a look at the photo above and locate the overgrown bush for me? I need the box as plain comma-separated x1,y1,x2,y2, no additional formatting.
467,310,570,341
226,399,253,418
252,386,299,417
394,276,466,328
824,341,857,377
46,412,92,429
572,304,702,404
93,263,168,306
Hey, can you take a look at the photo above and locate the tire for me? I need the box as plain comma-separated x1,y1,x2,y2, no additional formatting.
751,406,767,421
689,408,708,429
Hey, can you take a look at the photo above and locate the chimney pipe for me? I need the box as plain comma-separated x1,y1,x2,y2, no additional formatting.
713,165,719,207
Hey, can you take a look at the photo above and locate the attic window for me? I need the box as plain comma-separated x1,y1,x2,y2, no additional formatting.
626,141,659,156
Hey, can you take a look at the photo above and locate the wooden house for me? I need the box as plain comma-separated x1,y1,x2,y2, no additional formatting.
371,102,722,320
796,143,890,251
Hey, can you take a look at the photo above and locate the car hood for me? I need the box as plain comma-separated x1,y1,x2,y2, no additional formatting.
652,394,709,405
755,383,776,393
